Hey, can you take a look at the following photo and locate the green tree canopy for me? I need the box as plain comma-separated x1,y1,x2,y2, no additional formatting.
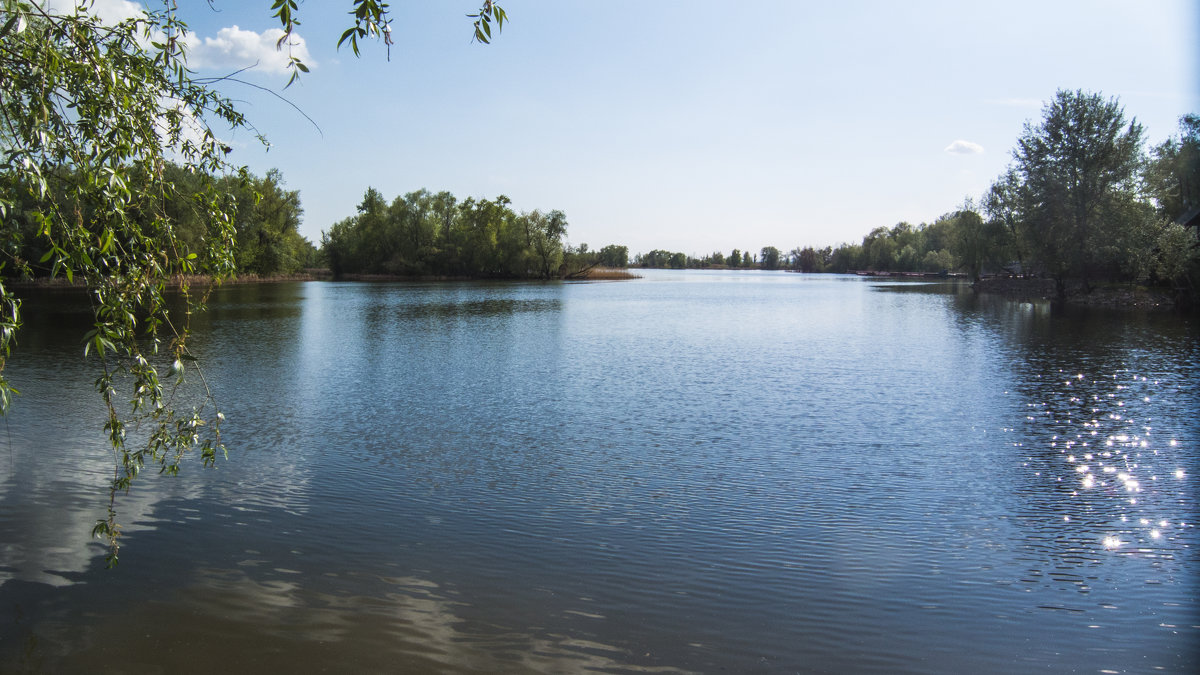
1145,114,1200,222
760,246,781,270
1012,89,1147,292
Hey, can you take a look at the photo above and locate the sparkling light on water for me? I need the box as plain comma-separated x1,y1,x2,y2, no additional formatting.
1022,369,1194,557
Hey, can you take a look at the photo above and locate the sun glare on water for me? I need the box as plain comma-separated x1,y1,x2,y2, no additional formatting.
1019,370,1193,557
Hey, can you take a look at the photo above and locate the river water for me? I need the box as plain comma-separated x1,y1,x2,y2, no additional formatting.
1,271,1197,673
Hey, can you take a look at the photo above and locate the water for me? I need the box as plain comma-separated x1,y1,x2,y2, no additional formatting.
2,271,1197,673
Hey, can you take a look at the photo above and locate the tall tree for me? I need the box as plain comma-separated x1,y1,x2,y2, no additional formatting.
525,209,567,279
1013,90,1145,295
760,246,781,270
983,166,1028,274
797,247,818,273
226,169,307,276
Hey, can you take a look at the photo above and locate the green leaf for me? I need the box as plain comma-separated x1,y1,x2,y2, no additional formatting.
0,14,19,39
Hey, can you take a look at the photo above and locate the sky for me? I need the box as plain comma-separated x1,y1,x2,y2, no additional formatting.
73,1,1200,256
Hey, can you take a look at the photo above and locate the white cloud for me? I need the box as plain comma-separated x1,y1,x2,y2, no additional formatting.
42,0,143,23
41,4,312,76
186,25,315,75
944,139,984,155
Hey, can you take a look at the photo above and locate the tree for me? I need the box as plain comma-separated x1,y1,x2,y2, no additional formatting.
760,246,781,270
0,0,254,561
983,166,1028,274
1155,222,1199,288
1145,114,1200,222
862,226,894,271
0,0,505,562
1012,89,1146,295
225,169,308,276
797,247,818,273
597,244,628,268
946,205,1004,282
827,243,862,273
526,209,567,279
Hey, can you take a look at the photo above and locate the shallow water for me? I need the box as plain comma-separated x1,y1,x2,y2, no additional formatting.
2,271,1197,673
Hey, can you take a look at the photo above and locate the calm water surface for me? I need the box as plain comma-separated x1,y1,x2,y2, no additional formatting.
2,271,1197,673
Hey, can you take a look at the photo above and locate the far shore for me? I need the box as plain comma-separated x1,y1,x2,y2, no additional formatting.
7,266,641,291
9,270,1186,310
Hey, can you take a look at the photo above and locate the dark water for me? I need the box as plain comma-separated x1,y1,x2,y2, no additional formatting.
1,271,1197,673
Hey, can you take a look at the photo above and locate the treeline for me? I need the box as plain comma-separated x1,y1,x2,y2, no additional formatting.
635,247,784,270
2,163,318,279
636,92,1200,300
788,210,996,276
635,245,847,271
634,217,997,276
320,188,627,279
4,164,634,283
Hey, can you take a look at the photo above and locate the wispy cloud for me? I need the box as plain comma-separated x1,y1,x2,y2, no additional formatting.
186,25,315,75
944,140,984,155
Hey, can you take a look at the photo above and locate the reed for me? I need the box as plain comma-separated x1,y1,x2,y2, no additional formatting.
572,267,641,280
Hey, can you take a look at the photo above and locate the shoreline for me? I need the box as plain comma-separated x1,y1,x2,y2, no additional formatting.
972,277,1182,311
6,266,641,291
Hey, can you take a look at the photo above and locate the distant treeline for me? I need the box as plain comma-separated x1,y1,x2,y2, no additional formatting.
3,163,319,279
636,93,1199,301
320,188,626,279
632,212,984,275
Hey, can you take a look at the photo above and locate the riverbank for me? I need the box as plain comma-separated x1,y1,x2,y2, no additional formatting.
973,277,1181,311
319,266,640,282
7,266,641,290
7,271,330,292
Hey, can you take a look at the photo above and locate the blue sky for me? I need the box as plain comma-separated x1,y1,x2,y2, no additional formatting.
90,1,1200,255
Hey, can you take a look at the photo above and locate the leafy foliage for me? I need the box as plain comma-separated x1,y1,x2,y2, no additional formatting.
321,188,622,279
1012,90,1148,290
1145,114,1200,222
468,0,508,44
0,0,254,562
1,0,506,562
270,0,507,80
